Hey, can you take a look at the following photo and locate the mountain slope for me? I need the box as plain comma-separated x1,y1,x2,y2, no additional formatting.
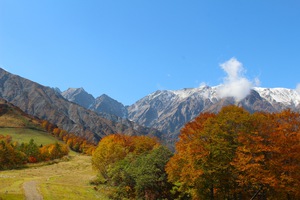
0,68,162,142
254,87,300,110
0,98,42,129
127,86,300,137
90,94,128,118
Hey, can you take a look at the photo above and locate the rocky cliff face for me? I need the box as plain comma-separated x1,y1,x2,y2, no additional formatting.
0,68,162,142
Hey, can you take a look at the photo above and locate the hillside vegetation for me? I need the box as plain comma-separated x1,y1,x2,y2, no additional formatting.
0,99,42,129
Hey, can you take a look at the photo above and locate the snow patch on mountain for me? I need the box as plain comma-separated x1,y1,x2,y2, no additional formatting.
171,85,220,102
254,87,300,106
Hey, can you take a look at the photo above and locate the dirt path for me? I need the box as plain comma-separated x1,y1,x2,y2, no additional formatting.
23,181,43,200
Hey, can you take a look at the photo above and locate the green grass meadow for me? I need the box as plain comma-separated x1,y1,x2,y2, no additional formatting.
0,128,59,146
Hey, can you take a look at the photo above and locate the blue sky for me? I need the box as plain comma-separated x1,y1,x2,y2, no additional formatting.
1,1,300,105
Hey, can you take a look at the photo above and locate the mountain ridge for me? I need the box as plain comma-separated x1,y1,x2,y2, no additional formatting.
61,84,300,139
0,68,163,143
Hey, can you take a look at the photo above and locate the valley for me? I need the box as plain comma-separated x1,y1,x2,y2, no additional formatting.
1,68,300,199
1,1,299,199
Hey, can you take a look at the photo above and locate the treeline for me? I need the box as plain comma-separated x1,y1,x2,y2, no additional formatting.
92,106,300,200
0,135,68,170
41,120,96,155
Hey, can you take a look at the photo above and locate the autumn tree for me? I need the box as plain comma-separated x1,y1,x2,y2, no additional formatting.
268,110,300,199
230,112,275,199
167,106,259,199
0,140,26,169
166,112,215,199
92,134,159,180
106,146,174,199
92,134,173,200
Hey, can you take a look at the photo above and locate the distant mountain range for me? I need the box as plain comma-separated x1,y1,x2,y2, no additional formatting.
1,67,300,144
62,83,300,139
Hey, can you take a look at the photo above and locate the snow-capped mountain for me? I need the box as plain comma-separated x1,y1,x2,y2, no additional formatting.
127,86,220,136
127,86,300,138
254,87,300,108
61,85,300,140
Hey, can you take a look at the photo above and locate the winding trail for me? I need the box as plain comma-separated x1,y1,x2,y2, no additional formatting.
23,181,43,200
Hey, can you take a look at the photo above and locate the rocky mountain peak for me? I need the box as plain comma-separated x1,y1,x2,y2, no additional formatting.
62,87,95,108
91,94,128,118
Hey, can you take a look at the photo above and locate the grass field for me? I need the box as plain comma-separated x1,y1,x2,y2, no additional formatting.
0,154,110,200
0,104,111,199
0,127,59,146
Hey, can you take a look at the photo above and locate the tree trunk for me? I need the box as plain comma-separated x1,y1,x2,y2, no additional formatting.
210,184,214,200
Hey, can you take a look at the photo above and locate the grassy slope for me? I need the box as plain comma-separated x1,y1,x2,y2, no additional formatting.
0,154,109,200
0,128,59,146
0,100,62,145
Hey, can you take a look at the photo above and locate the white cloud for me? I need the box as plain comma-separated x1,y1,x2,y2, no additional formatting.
217,58,258,101
296,83,300,94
